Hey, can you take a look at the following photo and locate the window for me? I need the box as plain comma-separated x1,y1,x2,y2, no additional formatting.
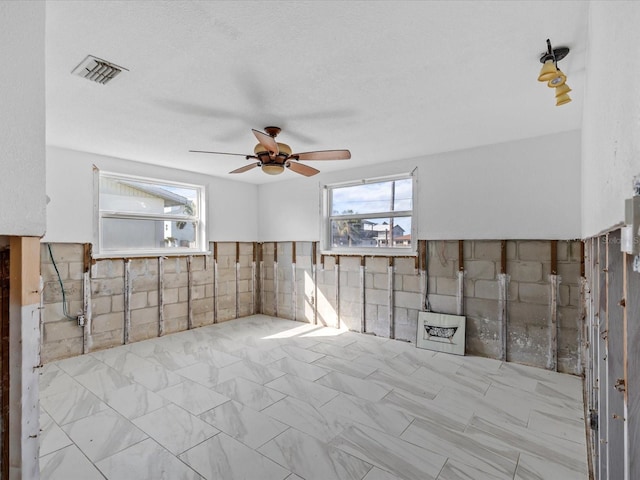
322,173,415,254
95,171,206,256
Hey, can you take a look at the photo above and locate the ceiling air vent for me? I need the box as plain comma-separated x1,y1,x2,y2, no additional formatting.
71,55,128,85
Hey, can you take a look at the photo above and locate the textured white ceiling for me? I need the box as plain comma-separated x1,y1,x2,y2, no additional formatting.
45,0,588,184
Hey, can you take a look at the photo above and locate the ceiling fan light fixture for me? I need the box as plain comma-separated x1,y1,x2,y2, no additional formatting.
261,164,285,175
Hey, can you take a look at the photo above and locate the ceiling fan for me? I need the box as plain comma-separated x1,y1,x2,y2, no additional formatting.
189,127,351,177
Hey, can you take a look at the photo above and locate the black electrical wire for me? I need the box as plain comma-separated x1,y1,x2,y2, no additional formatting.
47,243,77,321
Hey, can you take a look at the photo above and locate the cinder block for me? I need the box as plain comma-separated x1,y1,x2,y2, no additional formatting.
465,297,497,319
474,280,499,300
465,316,500,358
519,283,549,305
43,301,83,323
400,274,421,293
163,272,188,288
43,319,83,342
366,257,388,274
427,254,455,277
395,291,421,309
558,284,570,307
216,242,237,256
44,280,83,303
428,294,457,314
345,270,360,288
506,241,517,260
473,241,501,260
465,260,495,280
556,241,569,261
237,279,250,293
518,241,551,261
92,259,124,279
192,298,214,315
130,292,148,310
191,285,206,300
41,337,84,364
436,277,458,296
365,288,387,306
92,278,124,297
131,259,158,276
42,262,68,282
507,301,548,327
91,296,112,316
192,270,213,286
112,294,124,312
191,256,205,271
557,263,581,284
164,316,188,334
373,273,389,290
148,290,159,307
558,306,580,329
569,284,581,307
178,287,189,302
394,258,415,275
68,262,85,280
91,330,124,351
131,307,158,326
164,302,188,320
506,324,549,370
130,323,158,342
45,243,84,263
92,312,124,334
508,261,542,283
132,275,159,292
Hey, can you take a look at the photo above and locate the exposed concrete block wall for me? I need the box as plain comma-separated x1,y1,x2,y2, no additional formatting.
426,240,582,374
40,241,256,362
316,254,338,327
338,256,363,333
276,242,294,320
260,243,276,317
294,242,315,324
41,239,582,375
393,257,423,342
41,244,85,362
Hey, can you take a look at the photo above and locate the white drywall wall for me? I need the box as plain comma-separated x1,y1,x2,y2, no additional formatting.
45,147,259,243
0,2,46,236
581,2,640,237
258,130,581,242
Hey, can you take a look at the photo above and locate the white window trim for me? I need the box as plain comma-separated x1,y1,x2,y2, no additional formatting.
93,169,208,258
320,171,417,256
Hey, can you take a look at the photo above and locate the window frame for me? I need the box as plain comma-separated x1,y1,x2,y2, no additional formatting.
93,169,207,258
321,172,417,256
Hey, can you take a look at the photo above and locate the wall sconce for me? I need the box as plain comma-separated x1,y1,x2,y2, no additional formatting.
538,39,571,106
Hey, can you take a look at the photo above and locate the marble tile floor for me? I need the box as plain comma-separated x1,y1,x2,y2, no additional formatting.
39,314,588,480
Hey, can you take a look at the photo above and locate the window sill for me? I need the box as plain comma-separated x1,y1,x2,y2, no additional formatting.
320,248,416,257
93,250,211,260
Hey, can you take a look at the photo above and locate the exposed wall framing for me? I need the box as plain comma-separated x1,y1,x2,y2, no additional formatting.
40,239,583,380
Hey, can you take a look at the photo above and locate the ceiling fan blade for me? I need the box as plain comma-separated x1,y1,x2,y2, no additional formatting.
293,150,351,161
189,150,251,157
229,163,260,174
252,129,279,155
287,161,320,177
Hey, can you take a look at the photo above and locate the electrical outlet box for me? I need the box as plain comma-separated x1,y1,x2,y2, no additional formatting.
624,197,640,254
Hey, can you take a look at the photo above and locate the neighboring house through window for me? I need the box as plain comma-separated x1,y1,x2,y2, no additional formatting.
322,173,415,255
95,170,206,256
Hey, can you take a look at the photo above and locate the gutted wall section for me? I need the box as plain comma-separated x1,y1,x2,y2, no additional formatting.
426,240,582,374
42,239,582,376
41,242,256,363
